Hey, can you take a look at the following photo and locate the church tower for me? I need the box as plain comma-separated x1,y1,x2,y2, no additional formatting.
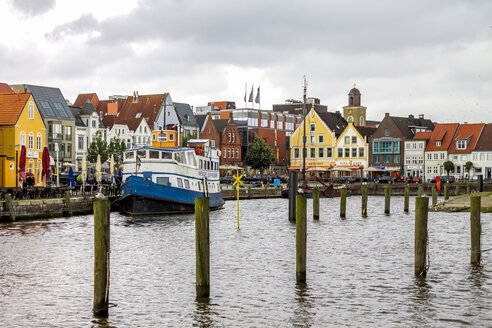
343,84,367,126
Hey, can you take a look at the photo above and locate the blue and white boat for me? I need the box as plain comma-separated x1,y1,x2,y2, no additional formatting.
120,138,224,215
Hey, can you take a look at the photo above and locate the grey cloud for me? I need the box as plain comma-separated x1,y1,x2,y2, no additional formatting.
46,13,100,41
9,0,56,18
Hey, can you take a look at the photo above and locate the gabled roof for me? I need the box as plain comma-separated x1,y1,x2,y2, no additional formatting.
413,131,432,140
389,115,434,139
0,93,30,125
174,102,197,127
474,123,492,151
0,83,14,93
195,114,207,131
10,84,75,121
426,123,459,152
69,106,87,127
354,125,377,138
117,94,165,130
316,111,348,137
73,93,98,107
448,123,485,154
80,102,97,116
212,119,228,134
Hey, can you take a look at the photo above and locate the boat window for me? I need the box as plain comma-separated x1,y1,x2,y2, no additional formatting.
149,150,159,159
177,178,183,188
186,152,196,166
198,182,201,191
125,151,134,160
199,160,203,169
184,180,190,189
161,151,172,160
137,150,146,158
157,177,169,185
176,152,186,164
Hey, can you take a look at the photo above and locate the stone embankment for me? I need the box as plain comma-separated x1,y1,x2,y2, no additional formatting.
431,192,492,212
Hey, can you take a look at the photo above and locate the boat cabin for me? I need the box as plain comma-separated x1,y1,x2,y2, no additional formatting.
152,130,180,148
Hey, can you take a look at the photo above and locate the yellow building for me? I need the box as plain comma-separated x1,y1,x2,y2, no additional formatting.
0,93,47,187
290,106,347,178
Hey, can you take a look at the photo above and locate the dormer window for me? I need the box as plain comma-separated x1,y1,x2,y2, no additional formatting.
436,141,441,147
135,113,142,118
456,140,467,150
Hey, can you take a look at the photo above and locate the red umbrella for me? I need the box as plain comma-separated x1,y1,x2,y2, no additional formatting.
19,145,26,182
42,146,50,182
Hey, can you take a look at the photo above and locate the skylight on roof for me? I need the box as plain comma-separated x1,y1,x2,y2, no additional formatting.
54,102,69,118
135,113,142,118
40,101,55,116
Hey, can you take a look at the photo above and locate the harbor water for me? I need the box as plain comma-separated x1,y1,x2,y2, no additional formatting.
1,196,491,327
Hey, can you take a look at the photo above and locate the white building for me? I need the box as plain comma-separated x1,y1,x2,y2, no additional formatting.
404,132,430,178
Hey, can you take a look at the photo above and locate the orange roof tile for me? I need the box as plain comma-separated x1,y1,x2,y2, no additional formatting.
0,83,14,94
73,93,99,107
117,94,165,130
413,131,432,140
425,123,459,152
475,123,492,151
0,93,30,125
448,123,485,153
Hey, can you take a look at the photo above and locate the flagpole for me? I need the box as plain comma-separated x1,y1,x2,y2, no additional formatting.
252,84,254,109
244,83,247,108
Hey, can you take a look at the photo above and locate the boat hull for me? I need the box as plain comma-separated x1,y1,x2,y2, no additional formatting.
120,176,224,215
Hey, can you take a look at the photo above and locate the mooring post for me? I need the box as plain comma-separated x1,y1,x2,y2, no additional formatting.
418,184,423,197
195,197,210,298
312,187,319,220
296,194,307,283
63,191,73,217
264,185,268,198
404,184,410,213
456,184,461,196
248,185,252,199
5,193,14,221
93,197,110,316
384,185,391,215
340,187,347,218
444,184,449,200
288,170,298,222
467,184,471,195
361,184,368,217
415,196,429,277
470,195,481,265
431,186,437,206
478,174,483,192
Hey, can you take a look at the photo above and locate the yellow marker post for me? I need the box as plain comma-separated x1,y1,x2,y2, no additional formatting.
233,173,243,230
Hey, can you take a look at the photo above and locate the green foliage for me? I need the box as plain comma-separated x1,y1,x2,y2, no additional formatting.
182,132,196,146
465,161,473,173
87,131,109,164
443,160,454,176
108,136,127,165
245,135,275,173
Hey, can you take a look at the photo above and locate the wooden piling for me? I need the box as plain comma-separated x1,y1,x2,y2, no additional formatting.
264,185,268,198
248,186,252,199
361,185,368,217
288,170,298,222
456,184,461,196
467,184,471,195
404,184,410,213
63,191,73,217
296,194,307,283
418,184,423,197
431,186,437,206
470,195,481,265
384,185,391,215
195,197,210,298
414,196,428,276
312,187,319,220
340,187,347,218
93,198,111,316
444,184,449,200
5,193,14,221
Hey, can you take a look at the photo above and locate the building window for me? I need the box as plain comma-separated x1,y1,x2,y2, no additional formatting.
352,148,357,157
360,117,364,126
394,154,400,164
67,144,71,158
28,134,34,150
374,154,380,163
228,148,231,158
36,134,42,150
434,153,438,159
345,148,350,157
427,153,432,159
348,116,353,123
78,136,84,150
434,167,438,174
383,155,390,163
318,147,324,158
310,123,315,132
338,148,343,158
326,147,332,157
318,135,324,143
440,153,445,159
294,148,300,158
352,136,357,144
457,166,461,174
345,136,350,144
28,102,34,119
92,120,96,128
65,126,72,141
384,128,390,136
223,148,226,158
228,133,231,142
20,131,26,146
236,149,239,159
436,141,441,147
310,135,315,143
359,147,364,157
310,147,316,158
457,140,467,150
427,167,432,174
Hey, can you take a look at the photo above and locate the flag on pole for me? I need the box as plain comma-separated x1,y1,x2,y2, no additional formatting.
136,156,142,167
244,84,247,102
248,85,254,103
255,86,260,103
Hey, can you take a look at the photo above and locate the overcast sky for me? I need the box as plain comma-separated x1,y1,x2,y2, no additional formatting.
1,0,491,123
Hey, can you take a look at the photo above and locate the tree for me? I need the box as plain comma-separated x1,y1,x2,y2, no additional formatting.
108,136,127,165
465,161,473,179
182,132,196,146
87,131,109,164
245,135,275,173
443,160,454,176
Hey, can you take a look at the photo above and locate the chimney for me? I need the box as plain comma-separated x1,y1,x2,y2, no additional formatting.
419,114,424,119
409,114,414,120
385,113,390,117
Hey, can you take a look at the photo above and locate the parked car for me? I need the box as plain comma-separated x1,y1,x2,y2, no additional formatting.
220,176,236,184
377,176,393,184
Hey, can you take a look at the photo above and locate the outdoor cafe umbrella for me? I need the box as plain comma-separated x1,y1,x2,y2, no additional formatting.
81,153,87,182
18,145,27,183
110,154,114,184
96,154,102,183
42,146,50,183
68,166,75,188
